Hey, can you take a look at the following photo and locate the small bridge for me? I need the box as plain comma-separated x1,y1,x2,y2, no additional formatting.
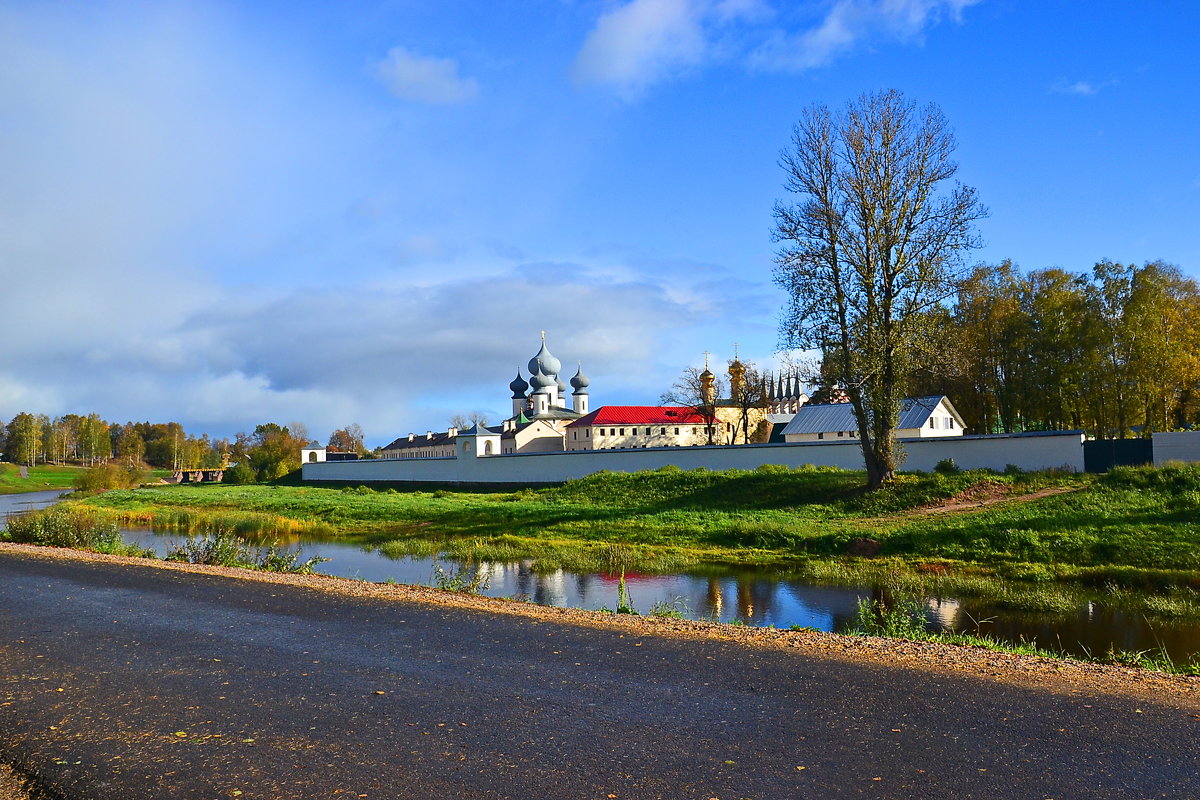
171,469,225,484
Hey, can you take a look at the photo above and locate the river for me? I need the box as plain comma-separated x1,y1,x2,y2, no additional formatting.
0,489,71,521
116,526,1200,665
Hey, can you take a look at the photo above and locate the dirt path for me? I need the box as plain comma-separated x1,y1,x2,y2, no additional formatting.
906,483,1082,517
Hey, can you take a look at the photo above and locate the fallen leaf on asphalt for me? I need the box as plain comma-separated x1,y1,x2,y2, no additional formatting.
796,766,806,771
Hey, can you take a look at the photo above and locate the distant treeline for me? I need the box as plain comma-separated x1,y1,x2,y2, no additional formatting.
1,414,229,470
909,259,1200,438
0,414,319,480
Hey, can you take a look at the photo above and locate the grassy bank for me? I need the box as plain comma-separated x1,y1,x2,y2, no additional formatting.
75,464,1077,547
69,463,1200,578
0,463,86,494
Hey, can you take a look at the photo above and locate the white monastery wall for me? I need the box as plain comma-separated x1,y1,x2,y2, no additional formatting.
900,432,1084,473
1152,431,1200,466
303,431,1085,485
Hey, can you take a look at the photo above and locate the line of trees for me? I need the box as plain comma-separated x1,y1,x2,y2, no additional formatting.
909,259,1200,439
2,413,231,469
3,412,374,485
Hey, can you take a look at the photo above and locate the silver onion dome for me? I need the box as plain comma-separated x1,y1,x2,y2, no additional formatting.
508,369,529,398
530,361,556,390
527,337,562,377
570,365,590,392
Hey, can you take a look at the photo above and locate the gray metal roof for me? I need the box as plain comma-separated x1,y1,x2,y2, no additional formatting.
780,396,952,436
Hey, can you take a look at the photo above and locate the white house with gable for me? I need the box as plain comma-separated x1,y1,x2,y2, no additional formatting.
781,395,965,443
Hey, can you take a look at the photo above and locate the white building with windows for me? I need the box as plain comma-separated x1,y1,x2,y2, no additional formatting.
781,396,965,443
565,406,712,450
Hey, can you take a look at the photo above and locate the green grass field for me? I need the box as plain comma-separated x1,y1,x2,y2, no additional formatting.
0,462,86,494
70,463,1200,578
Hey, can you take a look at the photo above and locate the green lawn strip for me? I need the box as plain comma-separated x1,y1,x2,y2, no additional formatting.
0,463,86,494
879,479,1200,571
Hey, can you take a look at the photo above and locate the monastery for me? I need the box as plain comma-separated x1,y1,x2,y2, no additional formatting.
379,335,810,459
374,335,962,461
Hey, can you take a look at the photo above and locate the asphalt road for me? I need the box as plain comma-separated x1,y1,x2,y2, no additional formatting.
1,550,1198,800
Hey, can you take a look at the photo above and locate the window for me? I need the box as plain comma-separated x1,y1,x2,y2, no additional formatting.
837,431,844,438
619,428,625,435
817,432,824,440
586,429,591,437
929,418,935,429
674,428,679,435
948,418,955,429
646,428,651,436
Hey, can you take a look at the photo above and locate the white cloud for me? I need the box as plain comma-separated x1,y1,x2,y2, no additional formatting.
1050,78,1114,97
572,0,710,97
750,0,981,71
573,0,978,97
375,46,479,105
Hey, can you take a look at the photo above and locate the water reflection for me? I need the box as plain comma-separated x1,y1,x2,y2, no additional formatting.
0,490,70,530
106,527,1200,665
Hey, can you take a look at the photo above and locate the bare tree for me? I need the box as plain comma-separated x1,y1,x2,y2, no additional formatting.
661,366,724,446
773,90,985,489
449,412,490,430
726,361,771,444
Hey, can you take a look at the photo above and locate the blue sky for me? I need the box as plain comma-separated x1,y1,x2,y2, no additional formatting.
1,0,1197,446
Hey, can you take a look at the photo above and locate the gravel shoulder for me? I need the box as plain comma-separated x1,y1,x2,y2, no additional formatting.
2,540,1195,708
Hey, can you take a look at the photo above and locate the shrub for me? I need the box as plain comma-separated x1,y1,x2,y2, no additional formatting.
73,463,149,492
649,597,689,619
847,595,928,637
430,559,490,594
933,458,960,475
4,507,145,556
166,530,249,567
223,463,257,485
166,530,330,573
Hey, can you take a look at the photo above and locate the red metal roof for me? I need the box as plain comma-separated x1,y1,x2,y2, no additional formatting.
566,406,708,427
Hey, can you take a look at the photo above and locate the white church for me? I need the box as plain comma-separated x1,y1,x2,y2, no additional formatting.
379,334,591,459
